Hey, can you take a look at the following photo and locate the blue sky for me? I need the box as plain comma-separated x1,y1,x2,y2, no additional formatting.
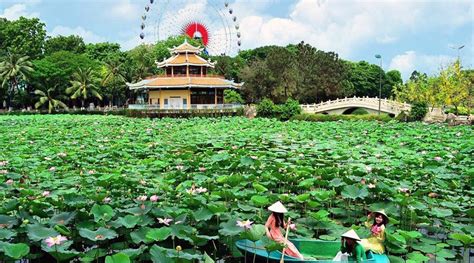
1,0,472,80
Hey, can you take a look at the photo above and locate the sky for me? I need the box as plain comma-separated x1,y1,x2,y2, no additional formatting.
1,0,472,80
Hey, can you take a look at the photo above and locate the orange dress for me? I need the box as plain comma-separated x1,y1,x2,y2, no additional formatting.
265,214,304,259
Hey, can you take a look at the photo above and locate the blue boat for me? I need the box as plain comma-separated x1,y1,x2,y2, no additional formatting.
236,239,390,262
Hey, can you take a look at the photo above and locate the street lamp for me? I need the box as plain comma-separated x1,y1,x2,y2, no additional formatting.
375,54,382,115
449,45,464,61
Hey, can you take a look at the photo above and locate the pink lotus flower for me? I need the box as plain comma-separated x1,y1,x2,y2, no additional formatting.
150,195,159,202
289,223,297,230
199,167,206,172
232,145,238,150
360,178,366,185
158,218,173,226
250,156,258,160
236,220,253,230
49,167,56,172
42,191,50,197
176,165,184,171
434,156,442,161
0,161,8,166
137,195,147,202
0,170,8,174
103,197,111,203
5,179,13,185
87,170,95,175
44,157,52,161
368,183,376,189
45,235,67,247
57,153,67,158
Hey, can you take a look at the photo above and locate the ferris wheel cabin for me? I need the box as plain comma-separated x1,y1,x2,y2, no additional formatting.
126,40,242,110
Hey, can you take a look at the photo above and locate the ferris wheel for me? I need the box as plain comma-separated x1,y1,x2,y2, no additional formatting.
139,0,241,56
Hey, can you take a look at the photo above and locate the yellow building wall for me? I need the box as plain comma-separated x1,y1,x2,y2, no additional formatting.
148,89,191,109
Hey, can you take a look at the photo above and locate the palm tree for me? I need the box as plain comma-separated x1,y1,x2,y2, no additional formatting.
0,53,34,109
34,88,68,113
66,67,102,108
102,60,126,106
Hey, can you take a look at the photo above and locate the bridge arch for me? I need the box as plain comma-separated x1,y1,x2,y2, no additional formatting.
301,97,411,116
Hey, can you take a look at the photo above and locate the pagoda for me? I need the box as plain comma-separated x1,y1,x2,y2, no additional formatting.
127,40,242,109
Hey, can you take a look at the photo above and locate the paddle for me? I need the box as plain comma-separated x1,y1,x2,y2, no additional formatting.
280,217,291,263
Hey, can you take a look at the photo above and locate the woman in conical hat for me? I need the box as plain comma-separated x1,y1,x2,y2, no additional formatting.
334,229,367,262
360,209,389,254
264,201,304,259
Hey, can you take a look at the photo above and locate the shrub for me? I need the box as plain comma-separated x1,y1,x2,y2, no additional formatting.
279,98,302,120
224,90,244,104
445,106,469,115
351,108,369,115
409,102,428,121
256,98,277,117
256,98,301,120
395,111,409,122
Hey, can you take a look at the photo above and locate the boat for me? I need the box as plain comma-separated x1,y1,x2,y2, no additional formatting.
235,239,390,262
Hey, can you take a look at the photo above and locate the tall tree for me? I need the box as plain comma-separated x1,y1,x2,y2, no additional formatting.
295,42,349,103
44,35,86,55
30,51,100,101
101,59,126,106
34,87,68,113
439,60,470,113
127,44,158,79
85,42,121,62
239,59,275,103
385,70,403,98
266,47,298,102
66,67,102,108
0,53,34,109
0,17,47,59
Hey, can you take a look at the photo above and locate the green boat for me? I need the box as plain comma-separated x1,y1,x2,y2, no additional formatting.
236,239,390,263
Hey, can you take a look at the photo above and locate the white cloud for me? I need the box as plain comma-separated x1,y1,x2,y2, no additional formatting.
389,51,454,80
376,35,398,44
237,0,473,57
108,0,141,21
0,3,39,20
50,26,106,44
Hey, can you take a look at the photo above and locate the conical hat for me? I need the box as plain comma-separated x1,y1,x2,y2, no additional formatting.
372,209,389,223
268,201,288,213
341,229,361,241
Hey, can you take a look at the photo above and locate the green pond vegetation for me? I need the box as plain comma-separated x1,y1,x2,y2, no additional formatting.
0,115,472,262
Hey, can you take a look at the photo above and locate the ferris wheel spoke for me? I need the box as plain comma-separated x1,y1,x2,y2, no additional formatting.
139,0,240,55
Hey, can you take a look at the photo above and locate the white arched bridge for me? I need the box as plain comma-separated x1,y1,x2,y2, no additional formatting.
301,97,411,116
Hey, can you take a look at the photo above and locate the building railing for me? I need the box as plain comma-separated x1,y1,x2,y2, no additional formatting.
147,74,226,78
128,104,242,110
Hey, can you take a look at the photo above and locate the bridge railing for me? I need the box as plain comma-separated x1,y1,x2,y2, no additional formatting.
301,97,411,113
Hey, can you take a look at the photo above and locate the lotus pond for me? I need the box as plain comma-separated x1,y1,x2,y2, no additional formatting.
0,115,472,263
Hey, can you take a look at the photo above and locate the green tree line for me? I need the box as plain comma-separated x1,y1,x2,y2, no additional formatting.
0,16,432,112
